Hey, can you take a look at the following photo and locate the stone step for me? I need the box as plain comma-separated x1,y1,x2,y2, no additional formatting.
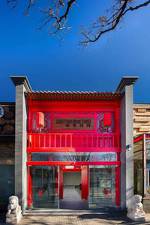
24,209,103,216
24,208,122,216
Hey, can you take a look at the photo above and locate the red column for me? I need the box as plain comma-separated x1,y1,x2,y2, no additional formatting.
59,167,63,199
27,166,32,208
115,166,120,206
81,166,88,200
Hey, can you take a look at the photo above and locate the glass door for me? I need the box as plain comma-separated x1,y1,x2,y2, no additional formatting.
146,168,150,194
89,166,116,208
32,166,58,208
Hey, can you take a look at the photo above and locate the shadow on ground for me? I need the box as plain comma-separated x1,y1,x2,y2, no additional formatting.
78,212,149,225
1,210,150,225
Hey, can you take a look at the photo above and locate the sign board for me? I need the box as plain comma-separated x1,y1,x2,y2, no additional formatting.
53,118,94,130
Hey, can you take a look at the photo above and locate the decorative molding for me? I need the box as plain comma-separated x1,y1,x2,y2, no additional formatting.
10,76,32,91
116,76,138,93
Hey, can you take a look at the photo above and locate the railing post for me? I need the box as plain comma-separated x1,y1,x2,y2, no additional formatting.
49,134,51,147
70,134,72,148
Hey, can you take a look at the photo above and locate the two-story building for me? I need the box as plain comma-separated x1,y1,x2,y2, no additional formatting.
5,76,137,212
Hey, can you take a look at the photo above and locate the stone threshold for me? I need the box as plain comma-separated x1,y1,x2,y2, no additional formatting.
23,207,124,216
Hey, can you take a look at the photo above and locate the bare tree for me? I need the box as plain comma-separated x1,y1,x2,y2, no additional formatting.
6,0,150,44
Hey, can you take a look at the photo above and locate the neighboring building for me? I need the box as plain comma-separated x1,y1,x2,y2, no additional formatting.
133,104,150,212
0,103,15,211
8,75,137,212
133,104,150,136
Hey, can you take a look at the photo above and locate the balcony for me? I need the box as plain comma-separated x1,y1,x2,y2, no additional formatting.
27,133,120,152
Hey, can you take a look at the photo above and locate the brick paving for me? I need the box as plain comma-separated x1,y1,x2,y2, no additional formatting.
0,213,150,225
19,214,150,225
1,212,150,225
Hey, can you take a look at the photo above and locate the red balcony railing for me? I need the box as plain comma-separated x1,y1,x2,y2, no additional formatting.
27,133,120,152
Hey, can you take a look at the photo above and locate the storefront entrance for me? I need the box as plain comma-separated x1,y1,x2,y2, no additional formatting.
28,164,119,209
60,170,88,209
63,171,81,201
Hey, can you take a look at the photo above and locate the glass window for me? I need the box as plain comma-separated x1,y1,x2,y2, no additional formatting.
32,166,58,208
146,139,150,194
146,169,150,194
134,140,144,195
89,166,116,207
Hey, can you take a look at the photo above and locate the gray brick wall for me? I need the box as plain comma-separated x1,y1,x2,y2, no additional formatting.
15,84,27,212
120,85,134,209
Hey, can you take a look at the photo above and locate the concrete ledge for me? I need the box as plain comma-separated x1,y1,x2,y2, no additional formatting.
10,76,32,91
116,76,138,93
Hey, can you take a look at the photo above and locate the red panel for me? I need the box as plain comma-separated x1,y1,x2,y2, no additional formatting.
134,134,144,143
103,112,112,127
27,99,121,154
27,100,120,111
27,133,121,152
115,166,120,207
27,99,121,206
27,166,32,208
36,112,45,128
59,167,63,199
81,166,88,200
62,165,81,172
27,161,121,166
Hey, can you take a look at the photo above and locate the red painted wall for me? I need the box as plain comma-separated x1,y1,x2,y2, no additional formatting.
26,99,121,207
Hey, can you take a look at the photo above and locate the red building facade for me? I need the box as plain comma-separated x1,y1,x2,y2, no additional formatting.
11,76,138,211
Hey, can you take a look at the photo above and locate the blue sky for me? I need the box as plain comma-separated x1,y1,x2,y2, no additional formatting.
0,0,150,102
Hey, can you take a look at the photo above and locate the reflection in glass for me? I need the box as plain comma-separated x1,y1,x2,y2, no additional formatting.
32,166,58,208
146,140,150,194
134,140,144,195
89,166,116,207
32,152,117,162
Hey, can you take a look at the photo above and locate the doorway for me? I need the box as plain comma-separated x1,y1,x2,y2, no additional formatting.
59,167,88,209
63,172,81,201
29,165,88,209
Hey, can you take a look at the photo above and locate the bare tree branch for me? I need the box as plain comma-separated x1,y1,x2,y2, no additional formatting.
81,0,150,45
38,0,76,35
6,0,150,44
24,0,35,15
58,0,76,23
122,0,150,15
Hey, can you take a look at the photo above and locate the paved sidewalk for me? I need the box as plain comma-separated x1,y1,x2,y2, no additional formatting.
1,212,150,224
20,214,150,225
